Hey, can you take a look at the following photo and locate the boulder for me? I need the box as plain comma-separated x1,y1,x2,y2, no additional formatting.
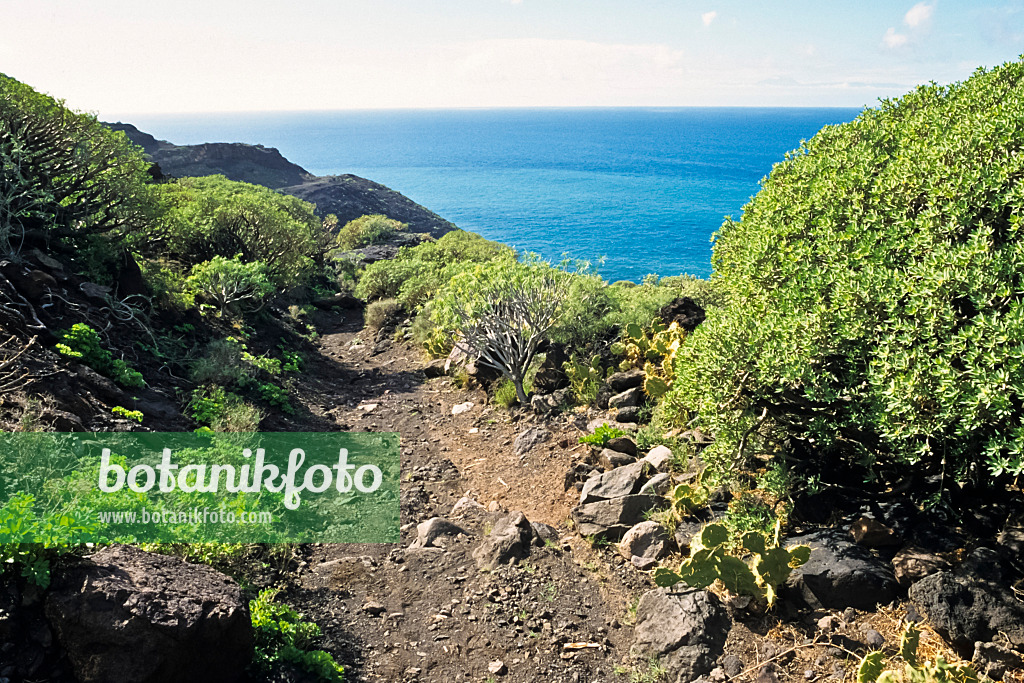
530,522,560,547
598,447,637,470
423,358,447,378
44,545,252,683
473,512,533,569
631,588,731,683
606,369,645,393
784,529,899,611
514,427,551,457
579,461,652,504
658,297,706,332
615,406,643,423
639,472,672,496
618,521,672,563
891,546,951,588
909,568,1024,657
643,445,674,471
609,387,643,410
571,494,667,540
605,436,638,457
410,517,467,549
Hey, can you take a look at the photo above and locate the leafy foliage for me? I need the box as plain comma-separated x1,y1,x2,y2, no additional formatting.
148,175,328,288
858,624,980,683
666,58,1024,484
250,588,344,682
579,423,627,447
336,213,406,250
186,255,275,315
0,74,153,250
652,523,810,606
611,320,687,399
0,492,96,588
56,323,144,387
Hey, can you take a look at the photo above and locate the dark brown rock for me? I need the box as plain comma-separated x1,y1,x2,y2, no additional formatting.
45,545,252,683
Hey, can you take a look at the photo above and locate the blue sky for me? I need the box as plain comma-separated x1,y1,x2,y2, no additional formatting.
1,0,1022,114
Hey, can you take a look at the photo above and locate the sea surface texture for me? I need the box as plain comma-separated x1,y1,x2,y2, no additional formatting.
134,108,861,282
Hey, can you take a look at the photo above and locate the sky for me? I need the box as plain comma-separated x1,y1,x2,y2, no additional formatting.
1,0,1023,116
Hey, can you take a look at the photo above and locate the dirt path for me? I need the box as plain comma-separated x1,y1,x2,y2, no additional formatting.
276,309,650,682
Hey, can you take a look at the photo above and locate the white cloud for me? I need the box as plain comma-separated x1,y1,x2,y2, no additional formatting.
883,27,909,48
701,11,717,27
904,2,934,28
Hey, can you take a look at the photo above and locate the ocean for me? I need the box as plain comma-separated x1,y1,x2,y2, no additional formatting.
128,108,862,282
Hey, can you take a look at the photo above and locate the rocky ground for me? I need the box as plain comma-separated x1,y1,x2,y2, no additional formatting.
1,277,1022,682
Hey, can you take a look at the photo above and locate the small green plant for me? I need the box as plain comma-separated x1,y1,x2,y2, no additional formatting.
610,320,686,399
667,481,710,520
249,588,344,682
579,423,627,447
614,656,667,683
493,378,520,408
652,523,810,607
111,406,143,423
57,323,145,388
0,493,97,589
856,624,980,683
725,491,779,539
186,255,275,316
255,382,293,414
564,354,606,405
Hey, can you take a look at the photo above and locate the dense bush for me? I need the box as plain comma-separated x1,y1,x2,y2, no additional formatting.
336,213,406,250
666,59,1024,485
186,255,275,315
148,175,328,288
355,229,509,309
0,74,153,251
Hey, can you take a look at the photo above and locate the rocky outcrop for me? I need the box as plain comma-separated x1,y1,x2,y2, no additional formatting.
631,588,731,683
106,122,457,236
784,528,899,611
45,545,252,683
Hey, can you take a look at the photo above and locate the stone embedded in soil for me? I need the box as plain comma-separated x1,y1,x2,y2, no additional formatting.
451,401,474,415
423,358,447,377
784,528,899,611
973,641,1024,680
513,426,552,457
362,601,387,616
579,460,652,504
891,546,951,588
530,522,560,547
598,447,637,470
615,406,642,423
631,587,731,683
488,659,508,675
410,517,468,549
44,545,252,683
606,368,645,393
571,494,667,540
609,387,642,409
642,445,674,471
639,472,672,496
618,520,672,563
605,435,638,456
909,568,1024,657
472,511,533,570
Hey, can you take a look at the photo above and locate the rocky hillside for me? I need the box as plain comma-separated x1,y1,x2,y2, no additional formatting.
107,122,458,236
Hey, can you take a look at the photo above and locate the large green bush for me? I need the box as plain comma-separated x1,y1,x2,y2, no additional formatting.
336,213,406,250
0,74,153,250
667,59,1024,484
147,175,327,288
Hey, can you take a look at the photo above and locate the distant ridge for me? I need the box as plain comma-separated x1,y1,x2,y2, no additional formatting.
106,122,457,237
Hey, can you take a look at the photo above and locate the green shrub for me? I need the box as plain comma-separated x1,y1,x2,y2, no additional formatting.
0,74,153,251
190,338,246,386
579,423,627,447
188,385,266,429
666,58,1024,486
250,588,344,682
336,213,405,250
186,256,275,315
364,298,402,331
493,379,520,408
0,492,97,588
56,323,144,387
148,175,328,288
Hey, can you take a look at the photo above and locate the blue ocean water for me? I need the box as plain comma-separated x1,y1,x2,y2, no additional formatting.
129,108,861,282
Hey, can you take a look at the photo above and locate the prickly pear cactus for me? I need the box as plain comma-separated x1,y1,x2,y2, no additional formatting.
651,522,810,607
611,319,686,399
